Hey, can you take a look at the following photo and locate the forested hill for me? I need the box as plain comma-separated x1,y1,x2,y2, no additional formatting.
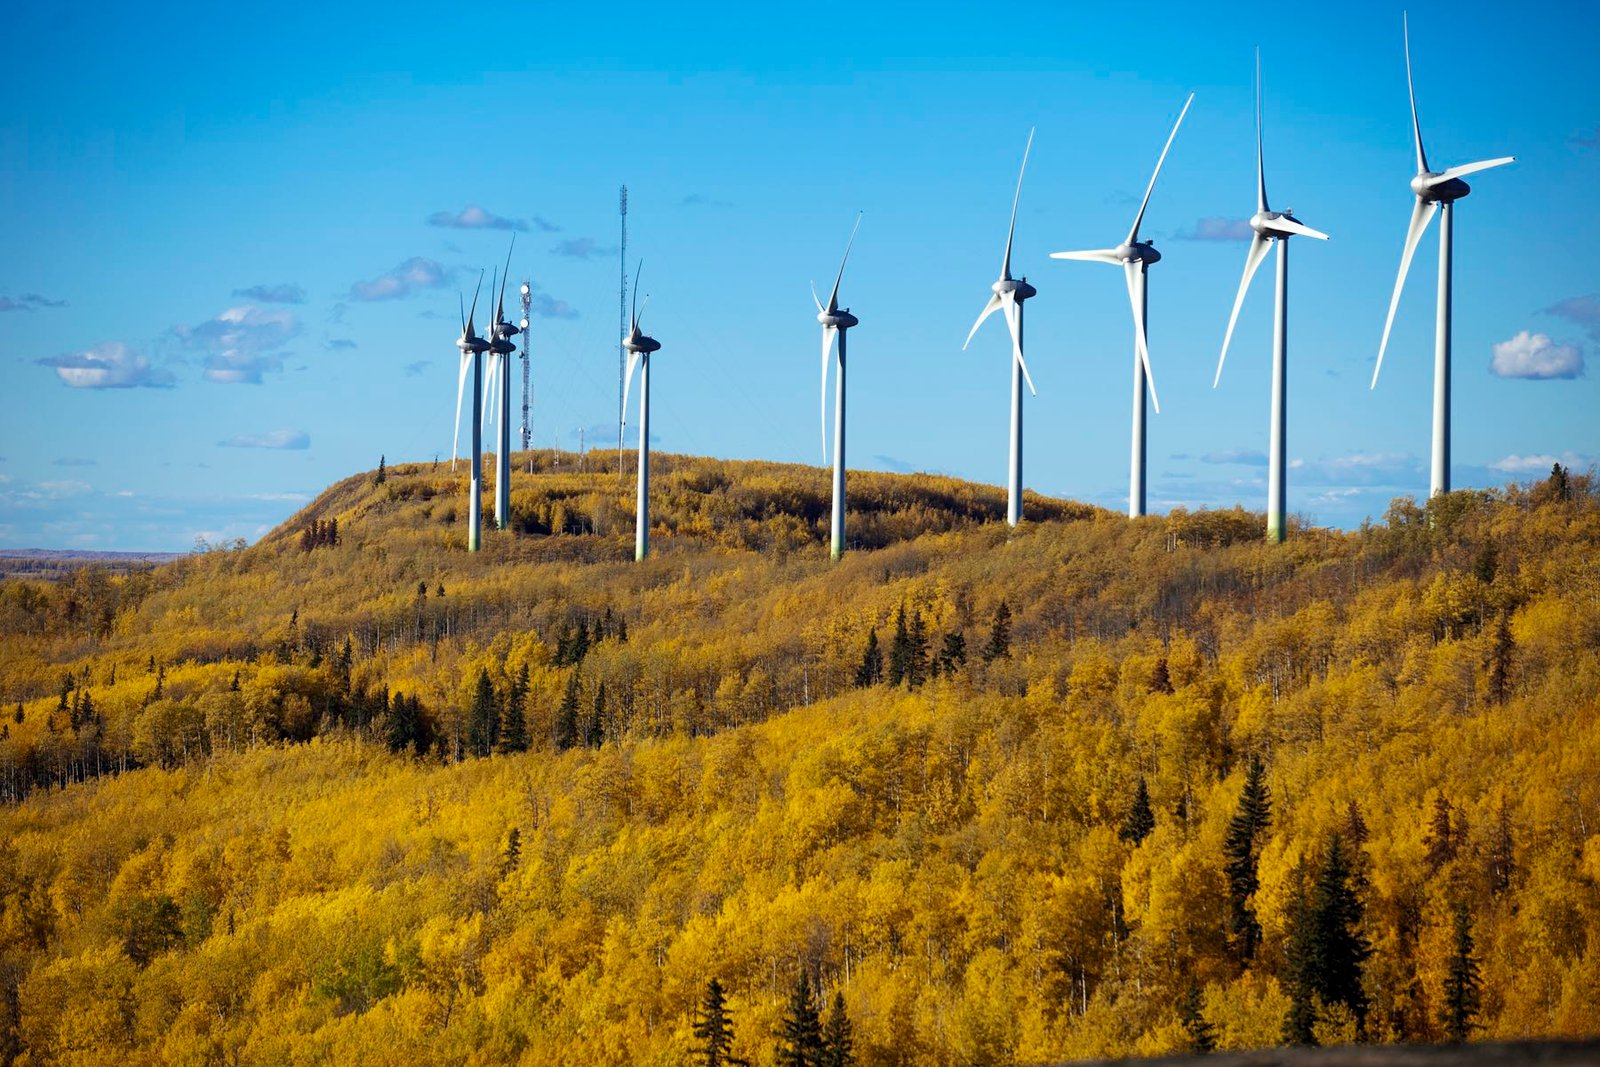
0,455,1596,1065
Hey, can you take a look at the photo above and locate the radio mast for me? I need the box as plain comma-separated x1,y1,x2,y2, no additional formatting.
618,185,628,459
518,280,532,472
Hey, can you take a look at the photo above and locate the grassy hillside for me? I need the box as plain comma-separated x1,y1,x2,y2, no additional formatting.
0,454,1596,1065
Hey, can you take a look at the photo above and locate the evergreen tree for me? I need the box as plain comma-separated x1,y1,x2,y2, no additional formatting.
374,455,387,485
776,972,824,1067
497,666,529,754
616,615,628,643
821,991,856,1067
229,670,240,693
76,691,94,731
853,629,883,688
1150,656,1173,694
1425,794,1459,871
1177,982,1216,1054
1442,902,1482,1043
887,606,910,688
1489,612,1513,705
467,668,496,757
386,690,416,754
1223,754,1272,961
152,665,165,701
554,671,581,752
905,610,929,688
982,600,1012,661
1310,833,1371,1034
500,827,522,879
935,630,966,676
1282,865,1318,1045
336,637,354,696
1548,462,1571,502
693,977,741,1067
12,703,21,725
1120,776,1155,845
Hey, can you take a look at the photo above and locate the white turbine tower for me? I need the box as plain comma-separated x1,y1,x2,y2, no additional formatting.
621,264,661,562
964,128,1039,528
816,214,862,562
1371,13,1514,498
1050,93,1192,518
452,273,489,551
1213,53,1329,545
485,246,519,529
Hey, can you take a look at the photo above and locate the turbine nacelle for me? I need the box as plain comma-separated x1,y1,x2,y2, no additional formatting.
992,277,1037,301
1120,241,1160,266
623,329,660,356
1250,209,1328,241
818,309,858,330
456,333,489,356
1412,172,1472,203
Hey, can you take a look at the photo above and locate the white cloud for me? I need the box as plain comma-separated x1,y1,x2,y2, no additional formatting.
1544,294,1600,341
552,237,618,260
174,305,300,384
233,283,306,304
36,342,175,389
427,205,556,232
1489,451,1596,474
350,257,451,301
1202,448,1268,466
218,430,310,450
1490,330,1584,380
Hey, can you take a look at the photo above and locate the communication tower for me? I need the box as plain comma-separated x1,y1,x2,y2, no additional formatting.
618,185,628,457
519,280,532,471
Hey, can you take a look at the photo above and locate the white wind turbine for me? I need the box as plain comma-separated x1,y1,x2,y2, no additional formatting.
964,128,1039,528
1051,93,1193,518
621,263,661,561
816,214,862,562
1371,12,1514,498
452,272,489,551
483,244,520,530
1213,53,1329,545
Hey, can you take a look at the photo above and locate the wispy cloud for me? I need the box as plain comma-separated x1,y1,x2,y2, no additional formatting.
1176,217,1253,242
233,283,306,304
531,293,578,319
52,457,96,467
1489,451,1596,474
325,338,357,351
1290,451,1422,487
1569,127,1600,151
174,306,301,384
1490,330,1584,380
680,193,732,208
0,292,68,312
1543,294,1600,341
37,342,175,389
1202,448,1268,466
551,237,618,260
427,205,559,233
218,429,310,450
350,257,451,301
404,360,431,377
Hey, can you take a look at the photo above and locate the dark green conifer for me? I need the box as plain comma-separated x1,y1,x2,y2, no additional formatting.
982,600,1012,661
821,990,855,1067
1442,902,1482,1043
1177,982,1216,1054
497,665,529,754
554,671,581,752
853,629,882,688
887,606,910,687
467,668,496,757
1224,754,1272,961
1121,776,1155,845
693,977,740,1066
776,972,824,1067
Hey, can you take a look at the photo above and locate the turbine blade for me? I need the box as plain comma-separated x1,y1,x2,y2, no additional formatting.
630,261,643,330
458,291,466,334
811,281,823,315
825,212,863,313
1404,12,1429,175
820,325,838,463
1256,49,1268,214
1123,261,1160,414
1001,127,1035,281
453,351,471,467
1049,248,1123,264
482,353,500,429
963,293,1004,351
1215,234,1271,387
621,350,643,441
497,236,515,321
1429,156,1515,185
466,270,484,337
1373,197,1440,387
1126,92,1195,246
1274,216,1330,240
1001,293,1036,397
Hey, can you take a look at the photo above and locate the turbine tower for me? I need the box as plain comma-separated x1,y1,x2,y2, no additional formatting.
519,279,532,468
964,128,1039,528
1213,54,1329,545
815,214,862,562
487,250,519,529
621,264,661,561
452,273,489,551
1371,13,1514,498
1051,93,1192,518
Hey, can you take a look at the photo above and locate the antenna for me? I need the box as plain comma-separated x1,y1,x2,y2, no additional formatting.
519,280,532,472
618,185,629,459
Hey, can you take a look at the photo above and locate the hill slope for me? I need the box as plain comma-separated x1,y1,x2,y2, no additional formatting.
0,455,1597,1064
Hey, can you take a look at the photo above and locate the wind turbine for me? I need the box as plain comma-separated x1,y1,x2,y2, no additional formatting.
1213,53,1329,545
1371,12,1514,498
964,128,1039,528
1051,93,1193,518
486,243,520,529
452,272,489,551
816,214,862,562
621,263,661,561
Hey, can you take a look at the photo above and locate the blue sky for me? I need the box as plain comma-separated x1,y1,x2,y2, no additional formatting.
2,0,1596,550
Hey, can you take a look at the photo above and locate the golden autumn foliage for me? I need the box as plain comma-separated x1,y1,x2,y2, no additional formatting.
0,454,1596,1064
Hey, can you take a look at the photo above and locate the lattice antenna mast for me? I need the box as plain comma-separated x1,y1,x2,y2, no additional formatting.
518,280,532,471
618,185,628,459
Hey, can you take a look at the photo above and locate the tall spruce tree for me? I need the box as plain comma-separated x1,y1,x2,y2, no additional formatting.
1283,834,1373,1044
1224,754,1272,960
853,630,883,687
467,668,496,757
1120,776,1156,845
1442,902,1482,1043
1282,865,1318,1045
554,671,581,752
386,689,416,754
776,972,824,1067
887,606,911,688
982,600,1012,661
905,610,929,688
497,664,529,754
693,977,740,1067
821,991,856,1067
1177,982,1216,1054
